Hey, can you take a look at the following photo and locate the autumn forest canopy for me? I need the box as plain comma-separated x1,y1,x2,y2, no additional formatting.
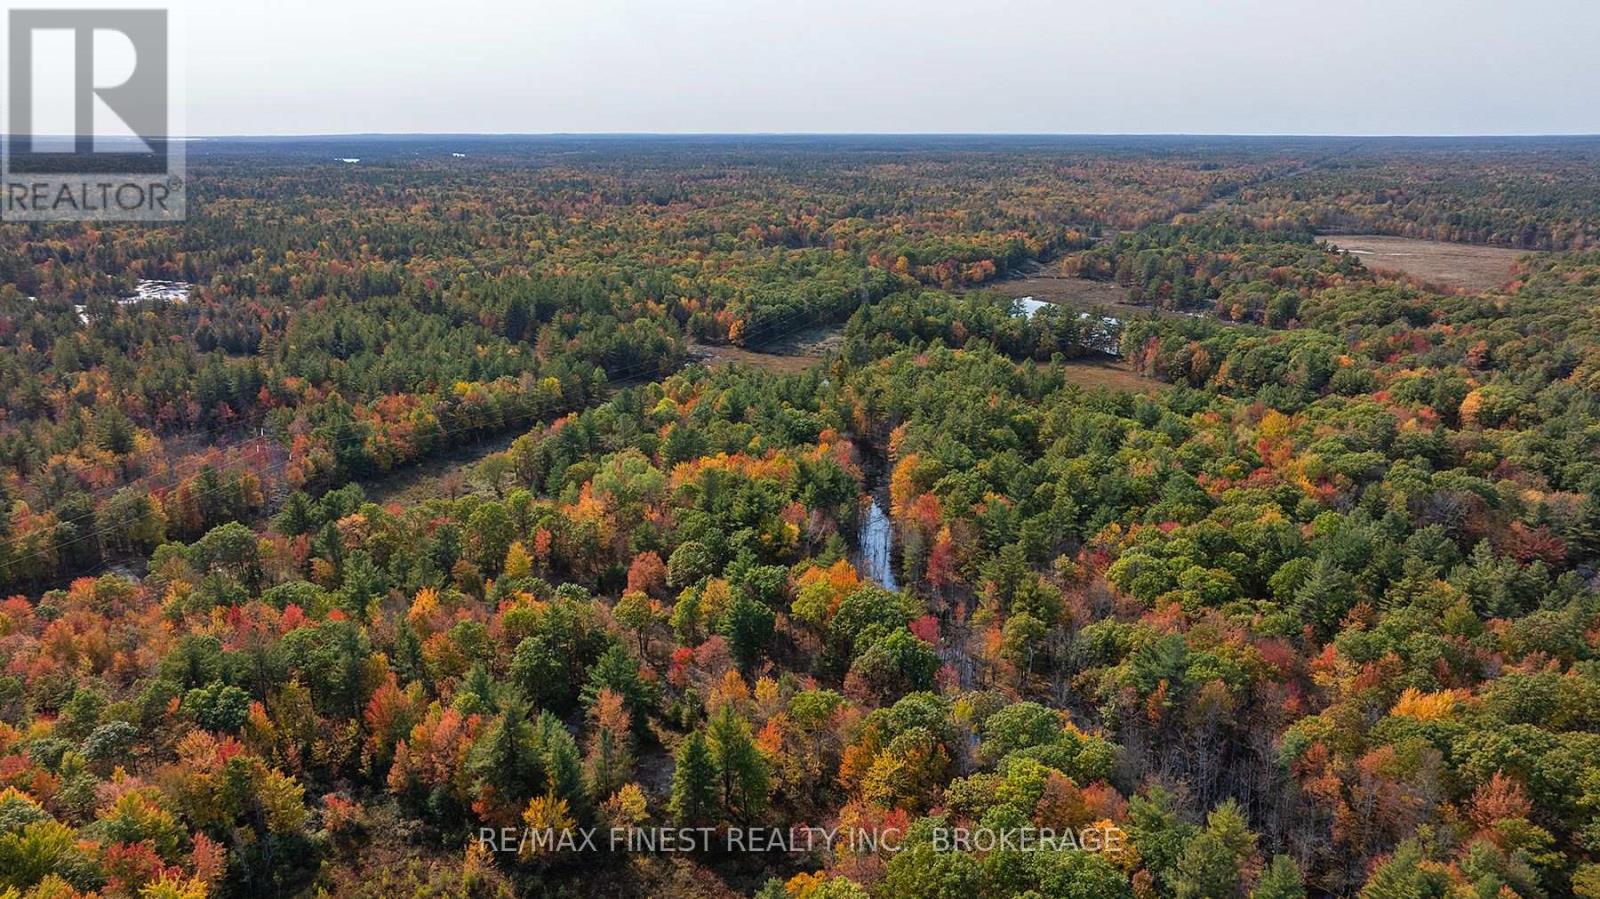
3,134,1600,898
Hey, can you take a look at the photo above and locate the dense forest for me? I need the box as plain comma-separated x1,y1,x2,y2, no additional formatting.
3,136,1600,898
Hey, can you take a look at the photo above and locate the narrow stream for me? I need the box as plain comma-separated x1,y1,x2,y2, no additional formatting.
859,499,897,591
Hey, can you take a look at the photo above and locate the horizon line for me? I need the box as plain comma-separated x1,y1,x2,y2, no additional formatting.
174,130,1600,141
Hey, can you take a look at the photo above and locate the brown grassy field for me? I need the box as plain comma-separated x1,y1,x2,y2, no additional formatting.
978,266,1225,323
1059,357,1168,393
981,269,1138,311
692,343,821,374
1322,234,1533,292
691,323,840,374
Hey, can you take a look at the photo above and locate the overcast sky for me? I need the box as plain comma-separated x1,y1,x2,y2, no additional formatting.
177,0,1600,136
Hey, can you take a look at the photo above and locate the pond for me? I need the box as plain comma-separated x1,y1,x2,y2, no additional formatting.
1010,296,1124,356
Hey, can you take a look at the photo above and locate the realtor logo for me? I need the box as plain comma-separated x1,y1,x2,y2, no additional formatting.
2,8,185,221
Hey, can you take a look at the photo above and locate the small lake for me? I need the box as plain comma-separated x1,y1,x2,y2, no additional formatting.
1011,296,1124,356
1013,296,1052,318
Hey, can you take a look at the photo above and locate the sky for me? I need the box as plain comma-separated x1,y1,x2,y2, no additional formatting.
168,0,1600,136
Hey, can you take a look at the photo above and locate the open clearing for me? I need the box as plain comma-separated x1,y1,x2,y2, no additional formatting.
979,265,1223,322
1322,234,1532,292
981,269,1143,313
691,323,840,374
1059,357,1167,393
360,429,522,507
691,343,818,374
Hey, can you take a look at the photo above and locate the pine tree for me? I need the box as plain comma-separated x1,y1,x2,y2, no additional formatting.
274,491,315,537
668,730,718,826
537,711,587,818
469,696,542,812
1292,555,1359,638
454,663,499,716
581,643,655,721
1127,786,1200,895
1173,800,1259,899
1358,840,1451,899
717,590,775,669
338,550,386,620
586,689,634,799
707,704,769,820
587,727,625,801
1253,854,1306,899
